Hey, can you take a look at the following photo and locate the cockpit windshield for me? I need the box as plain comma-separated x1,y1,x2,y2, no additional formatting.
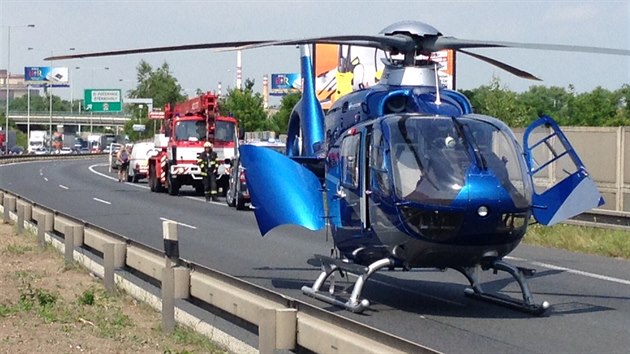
386,115,531,208
388,116,469,205
175,120,207,142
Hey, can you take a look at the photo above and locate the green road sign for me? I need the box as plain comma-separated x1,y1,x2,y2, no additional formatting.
84,89,122,112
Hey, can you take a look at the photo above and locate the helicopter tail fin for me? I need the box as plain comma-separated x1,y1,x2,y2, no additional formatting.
523,116,604,225
286,45,326,158
239,144,325,236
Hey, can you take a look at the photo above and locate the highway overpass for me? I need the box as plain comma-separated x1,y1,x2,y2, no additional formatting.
7,111,134,130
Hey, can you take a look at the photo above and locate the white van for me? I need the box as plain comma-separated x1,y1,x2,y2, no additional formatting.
127,142,157,183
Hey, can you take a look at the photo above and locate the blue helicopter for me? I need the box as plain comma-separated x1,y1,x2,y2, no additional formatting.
235,21,624,315
48,21,629,315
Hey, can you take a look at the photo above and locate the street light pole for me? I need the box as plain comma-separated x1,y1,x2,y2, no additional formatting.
4,24,35,154
45,47,75,145
27,84,30,147
4,26,11,154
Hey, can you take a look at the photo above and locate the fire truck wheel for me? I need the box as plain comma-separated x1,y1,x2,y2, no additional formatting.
167,172,180,196
226,187,236,207
149,167,157,192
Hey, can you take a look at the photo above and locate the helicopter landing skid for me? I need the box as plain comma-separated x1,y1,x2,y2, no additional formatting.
457,259,550,316
301,255,394,313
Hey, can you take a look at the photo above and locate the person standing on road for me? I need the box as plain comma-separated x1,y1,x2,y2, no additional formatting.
197,141,219,201
117,145,131,182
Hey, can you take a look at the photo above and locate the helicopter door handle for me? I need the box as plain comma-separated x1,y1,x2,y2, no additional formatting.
333,187,347,200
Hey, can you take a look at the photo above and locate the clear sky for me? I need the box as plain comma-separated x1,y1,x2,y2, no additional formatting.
1,0,628,103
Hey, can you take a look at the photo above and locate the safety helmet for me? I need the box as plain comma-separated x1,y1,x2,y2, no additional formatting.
203,142,213,148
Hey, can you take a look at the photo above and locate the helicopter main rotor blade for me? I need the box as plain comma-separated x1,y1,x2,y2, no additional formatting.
229,34,415,53
44,40,274,60
458,49,542,81
433,37,630,56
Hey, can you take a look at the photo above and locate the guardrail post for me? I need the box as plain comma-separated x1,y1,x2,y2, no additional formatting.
37,212,53,248
103,243,116,292
162,220,178,333
259,308,297,354
259,308,276,354
20,203,32,225
16,204,24,233
3,195,15,224
64,224,75,263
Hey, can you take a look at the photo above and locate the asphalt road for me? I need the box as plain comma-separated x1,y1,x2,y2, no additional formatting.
1,158,629,353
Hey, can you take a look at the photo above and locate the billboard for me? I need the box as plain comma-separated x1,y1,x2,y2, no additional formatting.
84,89,122,112
24,66,69,87
270,73,301,96
313,44,454,109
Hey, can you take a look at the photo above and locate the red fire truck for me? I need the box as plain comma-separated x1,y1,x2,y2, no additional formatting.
147,92,237,196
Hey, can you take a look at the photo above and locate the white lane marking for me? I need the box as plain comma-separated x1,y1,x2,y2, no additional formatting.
43,177,49,181
531,260,630,286
93,198,111,205
505,256,630,286
59,184,69,190
89,163,229,207
89,163,128,183
160,217,197,230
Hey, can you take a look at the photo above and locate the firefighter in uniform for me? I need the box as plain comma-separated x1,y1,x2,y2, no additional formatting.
197,141,219,201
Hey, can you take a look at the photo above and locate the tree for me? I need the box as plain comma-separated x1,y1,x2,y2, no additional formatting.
268,92,301,135
219,78,270,133
124,60,186,141
9,93,69,112
519,85,572,124
464,77,530,127
568,87,618,126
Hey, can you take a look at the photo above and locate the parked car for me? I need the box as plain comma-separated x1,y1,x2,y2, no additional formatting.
33,147,49,155
9,146,24,155
59,147,73,155
127,142,157,183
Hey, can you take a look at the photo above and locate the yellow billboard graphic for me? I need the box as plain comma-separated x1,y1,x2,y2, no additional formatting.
314,45,455,109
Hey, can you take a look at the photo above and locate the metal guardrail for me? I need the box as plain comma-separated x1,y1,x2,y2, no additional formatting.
566,210,630,231
0,152,108,163
0,156,436,354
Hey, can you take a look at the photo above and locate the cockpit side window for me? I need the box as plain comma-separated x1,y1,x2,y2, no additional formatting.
340,133,361,188
370,127,390,195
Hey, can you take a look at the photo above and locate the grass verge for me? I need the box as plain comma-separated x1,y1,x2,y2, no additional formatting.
524,223,630,259
0,221,227,353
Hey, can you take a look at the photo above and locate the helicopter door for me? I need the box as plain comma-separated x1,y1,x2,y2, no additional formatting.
360,128,372,230
338,131,363,232
523,116,603,225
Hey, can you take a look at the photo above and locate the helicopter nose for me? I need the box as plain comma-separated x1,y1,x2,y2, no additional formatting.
399,206,464,242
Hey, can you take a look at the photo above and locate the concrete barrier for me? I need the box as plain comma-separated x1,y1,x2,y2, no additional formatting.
190,270,286,327
297,313,409,354
126,244,165,281
83,228,126,267
54,216,84,247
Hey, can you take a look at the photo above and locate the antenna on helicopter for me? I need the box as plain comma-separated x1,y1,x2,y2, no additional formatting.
433,62,442,105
